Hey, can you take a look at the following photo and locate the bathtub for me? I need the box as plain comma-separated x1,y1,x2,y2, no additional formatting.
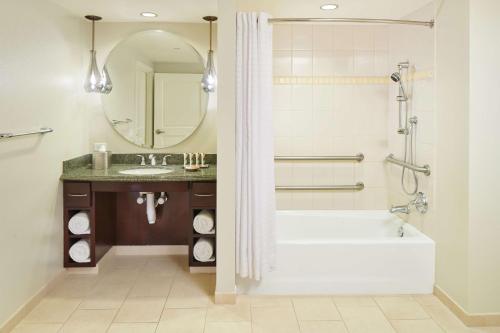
238,210,435,295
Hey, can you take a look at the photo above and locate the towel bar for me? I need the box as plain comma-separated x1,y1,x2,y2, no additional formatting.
0,127,53,139
275,183,365,191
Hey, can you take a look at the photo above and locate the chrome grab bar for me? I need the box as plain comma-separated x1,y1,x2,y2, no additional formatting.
275,154,364,162
385,154,431,176
276,182,365,191
0,127,53,139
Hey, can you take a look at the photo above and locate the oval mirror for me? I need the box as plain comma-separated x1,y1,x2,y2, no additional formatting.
102,30,208,148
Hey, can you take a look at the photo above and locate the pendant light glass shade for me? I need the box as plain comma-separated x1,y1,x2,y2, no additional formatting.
201,16,217,93
100,65,113,94
84,50,103,93
202,50,217,93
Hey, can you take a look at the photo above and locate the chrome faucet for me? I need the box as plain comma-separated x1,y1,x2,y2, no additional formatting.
390,192,428,215
390,205,410,214
148,154,157,166
162,155,172,166
137,155,146,166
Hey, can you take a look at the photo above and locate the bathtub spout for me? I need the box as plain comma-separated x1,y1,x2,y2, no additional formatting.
390,205,410,214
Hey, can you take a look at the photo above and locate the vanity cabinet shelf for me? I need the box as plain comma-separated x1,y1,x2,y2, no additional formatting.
62,179,216,270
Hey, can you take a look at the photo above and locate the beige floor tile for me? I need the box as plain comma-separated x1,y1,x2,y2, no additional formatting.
60,309,115,333
107,323,158,333
252,320,300,333
22,297,81,323
157,308,206,333
10,323,62,333
471,328,500,333
114,297,166,323
412,294,443,307
142,256,184,276
79,282,130,310
299,321,349,333
338,306,396,333
206,298,251,322
247,296,293,308
292,297,341,321
251,305,297,323
375,296,430,320
48,275,99,298
391,319,444,333
129,275,173,297
251,306,300,333
333,296,377,307
204,322,251,333
166,274,214,308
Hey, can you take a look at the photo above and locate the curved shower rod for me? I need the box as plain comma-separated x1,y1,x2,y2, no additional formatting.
268,17,434,28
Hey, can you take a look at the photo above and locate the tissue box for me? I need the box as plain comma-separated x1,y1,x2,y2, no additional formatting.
92,151,112,170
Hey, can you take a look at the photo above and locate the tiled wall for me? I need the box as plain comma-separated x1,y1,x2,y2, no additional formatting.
273,24,391,210
386,6,436,232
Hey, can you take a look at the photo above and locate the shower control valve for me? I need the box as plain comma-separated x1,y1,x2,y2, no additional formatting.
411,192,428,214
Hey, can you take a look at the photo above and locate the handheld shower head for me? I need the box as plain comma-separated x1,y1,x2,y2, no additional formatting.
390,72,407,100
391,72,401,83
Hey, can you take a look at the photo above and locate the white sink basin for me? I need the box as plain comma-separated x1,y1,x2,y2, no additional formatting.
119,168,174,175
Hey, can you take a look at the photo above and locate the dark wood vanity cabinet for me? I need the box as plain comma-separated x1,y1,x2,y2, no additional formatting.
63,181,216,268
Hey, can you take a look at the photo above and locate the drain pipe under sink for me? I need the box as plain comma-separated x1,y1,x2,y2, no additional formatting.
145,193,156,224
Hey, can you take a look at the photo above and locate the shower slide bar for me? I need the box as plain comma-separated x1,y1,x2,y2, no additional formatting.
275,154,364,162
0,127,54,139
276,183,365,191
268,18,434,28
386,154,431,176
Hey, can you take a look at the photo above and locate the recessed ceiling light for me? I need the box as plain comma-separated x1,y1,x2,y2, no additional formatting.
141,12,158,18
320,4,339,10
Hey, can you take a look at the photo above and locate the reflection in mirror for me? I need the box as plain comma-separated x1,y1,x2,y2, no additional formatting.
102,30,208,148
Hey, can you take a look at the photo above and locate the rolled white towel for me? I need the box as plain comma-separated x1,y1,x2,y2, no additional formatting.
193,238,215,262
69,240,91,263
68,212,90,235
193,210,215,235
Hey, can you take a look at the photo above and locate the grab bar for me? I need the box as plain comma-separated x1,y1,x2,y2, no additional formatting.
276,182,365,191
275,154,364,162
111,118,132,126
385,154,431,176
0,127,54,140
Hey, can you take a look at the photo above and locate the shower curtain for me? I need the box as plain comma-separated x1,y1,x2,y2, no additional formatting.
236,12,276,280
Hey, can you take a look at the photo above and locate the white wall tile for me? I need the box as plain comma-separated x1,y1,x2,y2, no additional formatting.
333,26,353,50
332,51,354,76
292,50,313,76
291,85,313,110
273,25,292,50
273,85,292,111
292,25,313,50
353,26,374,51
313,26,334,50
313,50,334,76
354,50,374,75
273,51,292,76
313,86,334,110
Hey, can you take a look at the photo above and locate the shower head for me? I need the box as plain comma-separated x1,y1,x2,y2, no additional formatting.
390,72,407,100
391,72,401,83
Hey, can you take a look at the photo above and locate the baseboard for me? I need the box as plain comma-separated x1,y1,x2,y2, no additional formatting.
0,270,66,333
434,286,500,327
190,267,216,274
214,289,237,304
113,245,189,256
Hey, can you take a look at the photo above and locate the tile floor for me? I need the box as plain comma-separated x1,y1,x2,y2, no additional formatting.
11,254,500,333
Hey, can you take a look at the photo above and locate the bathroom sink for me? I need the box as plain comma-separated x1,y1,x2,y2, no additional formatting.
119,168,174,175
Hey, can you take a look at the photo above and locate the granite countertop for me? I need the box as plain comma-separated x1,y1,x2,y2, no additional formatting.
61,154,216,182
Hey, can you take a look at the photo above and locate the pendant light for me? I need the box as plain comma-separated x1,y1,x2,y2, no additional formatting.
100,65,113,94
201,16,218,93
84,15,105,93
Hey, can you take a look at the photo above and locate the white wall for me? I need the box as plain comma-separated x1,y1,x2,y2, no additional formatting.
273,24,391,210
0,0,88,327
87,22,217,154
434,0,471,311
468,0,500,314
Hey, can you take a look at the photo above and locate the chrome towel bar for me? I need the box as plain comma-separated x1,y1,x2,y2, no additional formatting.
0,127,54,139
275,154,364,162
385,154,431,176
276,183,365,191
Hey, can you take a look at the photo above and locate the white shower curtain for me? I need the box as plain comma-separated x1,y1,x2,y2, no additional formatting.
236,12,276,280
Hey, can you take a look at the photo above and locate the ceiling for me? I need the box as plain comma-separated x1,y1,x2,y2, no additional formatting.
237,0,435,20
50,0,433,23
50,0,217,23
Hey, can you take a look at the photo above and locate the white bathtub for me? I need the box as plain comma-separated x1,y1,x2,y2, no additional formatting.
238,210,435,295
